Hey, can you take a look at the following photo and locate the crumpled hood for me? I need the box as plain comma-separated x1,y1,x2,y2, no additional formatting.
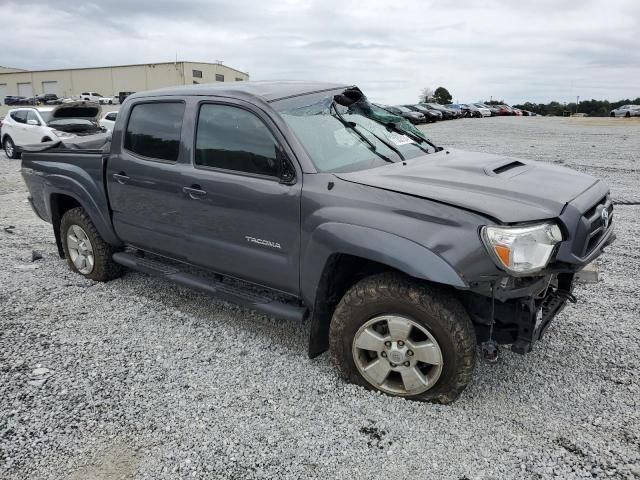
49,101,101,121
335,148,601,223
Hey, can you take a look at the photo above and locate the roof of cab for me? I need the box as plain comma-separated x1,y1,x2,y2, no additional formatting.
128,80,352,103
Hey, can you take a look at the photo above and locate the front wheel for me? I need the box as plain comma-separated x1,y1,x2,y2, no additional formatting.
3,136,20,159
329,273,476,403
60,207,124,282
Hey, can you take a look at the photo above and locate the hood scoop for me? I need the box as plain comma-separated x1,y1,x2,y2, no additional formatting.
493,161,524,174
483,159,529,177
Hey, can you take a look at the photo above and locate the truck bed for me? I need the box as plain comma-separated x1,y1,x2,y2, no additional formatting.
21,148,120,249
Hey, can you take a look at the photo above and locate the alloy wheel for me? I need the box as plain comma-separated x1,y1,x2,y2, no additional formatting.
67,225,95,274
352,314,443,396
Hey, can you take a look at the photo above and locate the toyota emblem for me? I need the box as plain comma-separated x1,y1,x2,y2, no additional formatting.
601,207,610,229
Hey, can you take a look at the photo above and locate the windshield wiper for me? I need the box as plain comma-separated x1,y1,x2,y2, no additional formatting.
356,125,406,161
330,101,394,164
383,121,441,152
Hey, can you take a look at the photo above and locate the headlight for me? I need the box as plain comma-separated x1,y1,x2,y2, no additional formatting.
481,223,563,275
53,130,74,139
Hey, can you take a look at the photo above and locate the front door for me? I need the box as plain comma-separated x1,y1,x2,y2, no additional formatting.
107,100,189,259
181,101,301,295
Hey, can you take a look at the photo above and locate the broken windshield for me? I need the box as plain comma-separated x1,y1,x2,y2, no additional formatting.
274,88,437,173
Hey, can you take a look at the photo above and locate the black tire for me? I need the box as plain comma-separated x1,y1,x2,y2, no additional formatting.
3,136,20,159
60,207,124,282
625,112,630,118
329,272,476,404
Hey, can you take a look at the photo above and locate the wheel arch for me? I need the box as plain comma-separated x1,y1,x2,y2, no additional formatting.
303,223,467,358
48,190,121,258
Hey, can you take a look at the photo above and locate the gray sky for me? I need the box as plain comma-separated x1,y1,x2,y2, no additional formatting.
4,0,639,104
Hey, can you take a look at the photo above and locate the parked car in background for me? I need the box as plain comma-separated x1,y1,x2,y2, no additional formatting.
4,96,26,106
99,111,118,131
511,107,523,116
1,102,103,158
99,96,120,105
447,104,482,118
610,105,640,117
78,92,103,102
420,103,458,119
36,94,62,105
470,103,492,117
494,105,516,116
375,104,426,124
403,105,441,122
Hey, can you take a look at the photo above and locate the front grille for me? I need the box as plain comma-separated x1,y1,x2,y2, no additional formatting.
580,196,613,257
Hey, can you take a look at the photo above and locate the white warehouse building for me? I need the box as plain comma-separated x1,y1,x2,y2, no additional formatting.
0,61,250,103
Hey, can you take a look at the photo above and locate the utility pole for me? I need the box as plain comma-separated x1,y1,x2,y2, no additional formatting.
576,96,580,114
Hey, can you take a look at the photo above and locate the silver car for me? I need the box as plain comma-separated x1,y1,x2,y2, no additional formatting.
610,104,640,117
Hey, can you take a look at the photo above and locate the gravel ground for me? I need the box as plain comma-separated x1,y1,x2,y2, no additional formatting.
1,117,639,479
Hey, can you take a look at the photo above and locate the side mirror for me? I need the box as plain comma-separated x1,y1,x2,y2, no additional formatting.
27,119,40,126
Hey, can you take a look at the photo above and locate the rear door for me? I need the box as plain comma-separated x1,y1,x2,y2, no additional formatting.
180,100,302,295
107,100,190,259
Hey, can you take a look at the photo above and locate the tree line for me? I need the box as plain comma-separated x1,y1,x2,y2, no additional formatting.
421,86,639,116
509,98,640,116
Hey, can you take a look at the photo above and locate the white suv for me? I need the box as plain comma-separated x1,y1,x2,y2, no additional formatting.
79,92,103,102
1,103,103,158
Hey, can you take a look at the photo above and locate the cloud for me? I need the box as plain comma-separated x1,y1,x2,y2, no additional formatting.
4,0,639,104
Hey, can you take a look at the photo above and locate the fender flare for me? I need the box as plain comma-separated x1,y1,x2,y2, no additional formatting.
302,222,466,305
44,175,121,249
302,223,468,358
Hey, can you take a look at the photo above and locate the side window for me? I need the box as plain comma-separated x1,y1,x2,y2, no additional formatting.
215,74,224,82
195,104,281,177
107,113,117,121
26,111,40,124
124,102,185,162
11,111,27,123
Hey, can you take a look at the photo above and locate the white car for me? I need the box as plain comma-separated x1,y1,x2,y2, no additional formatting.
1,102,103,158
472,103,493,117
100,111,118,131
78,92,103,102
610,105,640,118
99,96,119,105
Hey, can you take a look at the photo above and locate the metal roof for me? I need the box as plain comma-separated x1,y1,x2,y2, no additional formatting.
130,80,352,103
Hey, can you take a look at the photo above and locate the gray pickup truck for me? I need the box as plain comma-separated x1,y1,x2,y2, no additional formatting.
21,81,615,403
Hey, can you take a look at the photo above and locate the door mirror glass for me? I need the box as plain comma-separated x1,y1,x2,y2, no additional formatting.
27,119,39,126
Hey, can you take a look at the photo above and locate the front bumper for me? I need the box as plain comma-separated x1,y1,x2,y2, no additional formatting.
462,272,577,354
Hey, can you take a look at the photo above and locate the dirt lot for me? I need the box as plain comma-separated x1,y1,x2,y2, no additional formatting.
1,116,639,479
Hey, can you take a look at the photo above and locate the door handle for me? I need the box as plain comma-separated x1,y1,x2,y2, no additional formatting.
183,185,207,199
112,172,130,184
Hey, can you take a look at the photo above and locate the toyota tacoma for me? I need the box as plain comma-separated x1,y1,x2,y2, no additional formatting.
20,81,615,403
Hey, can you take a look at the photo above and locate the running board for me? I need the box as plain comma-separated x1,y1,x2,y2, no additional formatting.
112,252,307,322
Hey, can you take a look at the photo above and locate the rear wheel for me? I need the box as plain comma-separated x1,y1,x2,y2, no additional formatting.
3,136,19,159
625,112,631,118
329,273,476,403
61,207,124,282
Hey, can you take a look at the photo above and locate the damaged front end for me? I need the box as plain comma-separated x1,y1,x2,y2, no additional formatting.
462,192,615,357
461,273,577,355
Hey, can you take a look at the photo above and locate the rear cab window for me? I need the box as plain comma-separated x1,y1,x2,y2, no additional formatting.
124,102,185,162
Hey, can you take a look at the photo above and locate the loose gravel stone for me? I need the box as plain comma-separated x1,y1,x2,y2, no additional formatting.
1,117,639,479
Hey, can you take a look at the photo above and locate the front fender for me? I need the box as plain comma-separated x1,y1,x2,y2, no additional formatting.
300,222,467,307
